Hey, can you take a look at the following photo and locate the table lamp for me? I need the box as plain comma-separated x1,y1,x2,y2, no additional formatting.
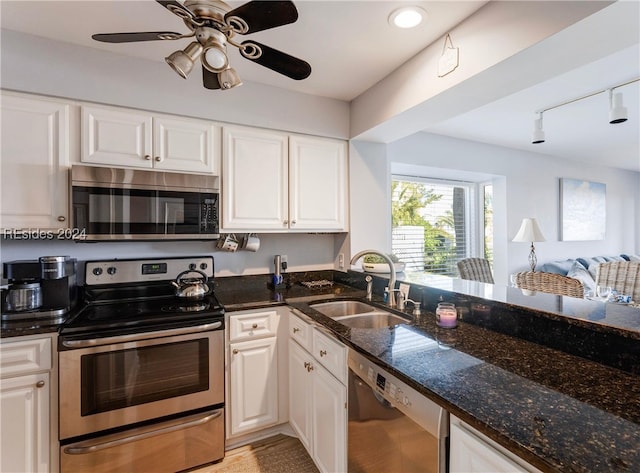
513,218,545,272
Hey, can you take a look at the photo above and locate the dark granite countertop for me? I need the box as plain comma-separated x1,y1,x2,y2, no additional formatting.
214,271,640,473
3,270,638,473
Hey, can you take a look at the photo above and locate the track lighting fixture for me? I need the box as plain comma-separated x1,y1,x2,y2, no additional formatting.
608,89,628,124
531,112,545,144
530,77,638,144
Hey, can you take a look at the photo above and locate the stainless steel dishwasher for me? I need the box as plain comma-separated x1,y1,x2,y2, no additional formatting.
348,349,448,473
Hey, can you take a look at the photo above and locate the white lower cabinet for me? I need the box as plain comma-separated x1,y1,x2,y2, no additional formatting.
0,335,56,473
288,311,347,473
229,337,278,435
450,415,541,473
226,308,287,439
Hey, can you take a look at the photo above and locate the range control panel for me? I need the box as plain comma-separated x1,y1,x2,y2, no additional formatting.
348,349,448,439
85,256,214,286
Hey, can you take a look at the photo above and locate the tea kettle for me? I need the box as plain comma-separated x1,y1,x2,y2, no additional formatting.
171,270,211,300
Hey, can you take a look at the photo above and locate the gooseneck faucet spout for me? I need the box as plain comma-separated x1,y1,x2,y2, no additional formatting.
350,250,396,307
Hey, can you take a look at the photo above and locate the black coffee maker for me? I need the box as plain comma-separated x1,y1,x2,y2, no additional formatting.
2,256,78,321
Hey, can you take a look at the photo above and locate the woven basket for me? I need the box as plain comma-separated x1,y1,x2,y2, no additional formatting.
595,261,640,302
515,271,584,298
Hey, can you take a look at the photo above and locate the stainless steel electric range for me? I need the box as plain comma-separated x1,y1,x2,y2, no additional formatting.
58,256,225,473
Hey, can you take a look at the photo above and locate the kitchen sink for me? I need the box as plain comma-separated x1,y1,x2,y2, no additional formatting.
334,312,410,329
310,300,379,317
310,300,410,328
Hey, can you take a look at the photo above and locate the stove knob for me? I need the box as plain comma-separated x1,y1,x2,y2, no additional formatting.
107,267,117,275
92,267,103,276
200,263,208,270
189,263,196,270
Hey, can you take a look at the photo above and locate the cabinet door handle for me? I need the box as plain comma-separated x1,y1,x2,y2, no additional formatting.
144,155,152,160
232,349,238,355
36,380,45,388
283,219,288,226
307,363,314,372
291,220,296,226
293,327,300,333
57,216,66,222
155,156,162,162
252,323,258,329
319,349,327,357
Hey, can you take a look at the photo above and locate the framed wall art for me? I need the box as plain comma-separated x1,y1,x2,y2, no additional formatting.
560,178,606,241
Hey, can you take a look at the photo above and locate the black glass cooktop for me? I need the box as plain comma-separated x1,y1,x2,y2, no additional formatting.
60,282,224,336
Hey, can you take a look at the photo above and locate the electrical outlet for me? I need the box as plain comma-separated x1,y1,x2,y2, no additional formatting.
399,283,410,300
281,255,287,264
338,253,344,270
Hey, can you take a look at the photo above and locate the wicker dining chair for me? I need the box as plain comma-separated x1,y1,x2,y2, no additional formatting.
595,261,640,302
515,271,584,298
457,258,495,284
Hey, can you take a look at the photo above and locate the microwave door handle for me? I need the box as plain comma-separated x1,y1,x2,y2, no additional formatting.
164,201,169,234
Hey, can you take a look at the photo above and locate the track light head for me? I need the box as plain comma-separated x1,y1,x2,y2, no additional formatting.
609,90,628,124
531,114,545,144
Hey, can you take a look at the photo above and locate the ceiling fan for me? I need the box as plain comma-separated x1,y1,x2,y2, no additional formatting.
92,0,311,90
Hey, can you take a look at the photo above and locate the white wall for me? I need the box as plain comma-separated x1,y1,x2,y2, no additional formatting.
0,234,336,281
0,29,349,140
348,141,390,256
388,132,639,283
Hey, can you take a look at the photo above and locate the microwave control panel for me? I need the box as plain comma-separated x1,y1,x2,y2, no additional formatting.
200,196,219,233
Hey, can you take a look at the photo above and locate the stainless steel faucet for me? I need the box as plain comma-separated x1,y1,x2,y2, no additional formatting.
350,250,396,307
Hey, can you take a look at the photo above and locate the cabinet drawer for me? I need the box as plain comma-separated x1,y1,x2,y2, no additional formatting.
229,310,278,342
312,329,347,384
0,337,52,377
289,312,311,350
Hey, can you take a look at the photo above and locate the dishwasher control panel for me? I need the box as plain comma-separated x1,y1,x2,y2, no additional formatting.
349,349,448,439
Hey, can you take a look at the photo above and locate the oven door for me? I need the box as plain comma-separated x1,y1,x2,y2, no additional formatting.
59,323,224,440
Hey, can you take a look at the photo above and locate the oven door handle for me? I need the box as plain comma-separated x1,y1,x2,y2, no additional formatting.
62,409,222,455
61,321,223,348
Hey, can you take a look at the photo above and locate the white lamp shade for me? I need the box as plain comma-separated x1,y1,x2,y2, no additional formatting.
513,218,545,242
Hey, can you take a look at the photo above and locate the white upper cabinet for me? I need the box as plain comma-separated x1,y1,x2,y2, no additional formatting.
222,126,289,230
289,135,347,231
222,125,348,232
1,92,74,230
81,105,220,175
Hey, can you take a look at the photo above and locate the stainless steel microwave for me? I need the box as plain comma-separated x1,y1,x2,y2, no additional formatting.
71,165,219,241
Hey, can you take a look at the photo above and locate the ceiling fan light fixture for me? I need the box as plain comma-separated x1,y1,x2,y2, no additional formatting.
165,41,203,79
609,90,628,124
388,6,426,29
218,67,243,90
202,45,229,73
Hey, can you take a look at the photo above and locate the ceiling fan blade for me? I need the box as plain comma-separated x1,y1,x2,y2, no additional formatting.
156,0,196,21
92,32,183,43
225,1,298,34
202,67,221,90
240,41,311,80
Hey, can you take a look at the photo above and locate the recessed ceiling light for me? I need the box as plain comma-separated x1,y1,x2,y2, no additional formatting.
388,6,426,29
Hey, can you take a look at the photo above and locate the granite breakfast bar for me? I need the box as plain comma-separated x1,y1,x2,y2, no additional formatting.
217,269,640,473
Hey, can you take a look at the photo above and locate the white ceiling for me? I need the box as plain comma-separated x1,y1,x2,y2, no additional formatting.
1,0,639,172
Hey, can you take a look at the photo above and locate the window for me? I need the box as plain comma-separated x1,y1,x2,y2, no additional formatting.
391,176,492,276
